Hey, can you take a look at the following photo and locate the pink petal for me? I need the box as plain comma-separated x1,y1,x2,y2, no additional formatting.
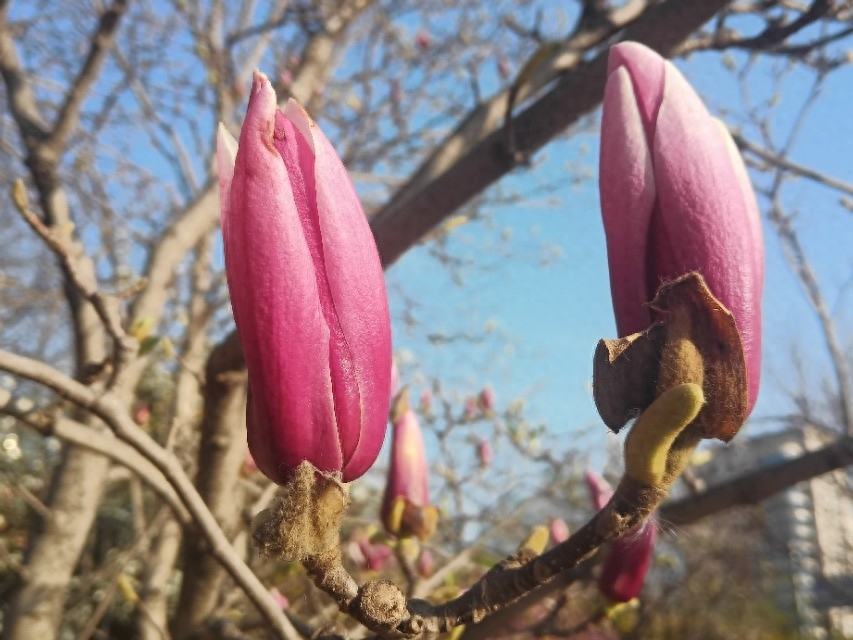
607,42,665,139
652,63,763,411
599,67,657,336
298,101,392,480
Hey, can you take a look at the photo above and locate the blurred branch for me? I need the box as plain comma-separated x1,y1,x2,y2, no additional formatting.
733,131,853,199
1,402,191,524
44,0,130,160
662,435,853,524
371,0,733,267
11,179,136,380
0,348,301,640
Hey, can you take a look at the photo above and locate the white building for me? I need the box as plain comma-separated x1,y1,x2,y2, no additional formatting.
688,426,853,638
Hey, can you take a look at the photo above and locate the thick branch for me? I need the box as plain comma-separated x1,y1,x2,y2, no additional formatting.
662,435,853,524
172,334,250,640
370,0,733,267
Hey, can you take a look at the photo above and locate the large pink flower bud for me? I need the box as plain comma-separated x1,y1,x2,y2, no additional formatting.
585,470,656,602
381,397,438,540
217,72,392,484
599,42,764,412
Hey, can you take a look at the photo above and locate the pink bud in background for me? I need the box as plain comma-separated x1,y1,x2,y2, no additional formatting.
381,408,438,540
584,469,614,511
357,538,393,571
269,587,290,610
585,469,656,602
477,438,493,469
218,72,392,484
497,56,510,81
478,385,495,412
599,41,764,412
550,517,570,544
278,68,293,88
416,30,431,51
420,388,433,414
241,450,259,477
390,360,400,401
463,397,478,421
132,404,150,426
417,548,434,577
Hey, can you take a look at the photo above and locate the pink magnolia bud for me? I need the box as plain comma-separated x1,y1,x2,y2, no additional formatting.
599,42,764,412
550,517,569,544
497,56,510,81
269,587,290,610
132,404,150,426
417,548,434,577
416,30,431,51
463,397,478,421
419,388,432,413
584,469,614,511
585,469,656,602
478,385,495,412
477,438,492,469
356,538,392,571
390,359,400,400
599,518,657,603
217,72,392,484
381,408,438,540
241,449,259,477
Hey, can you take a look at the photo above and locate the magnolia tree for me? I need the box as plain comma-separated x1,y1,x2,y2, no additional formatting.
0,2,851,640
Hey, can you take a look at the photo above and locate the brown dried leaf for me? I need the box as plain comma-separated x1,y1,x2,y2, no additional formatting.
593,273,747,442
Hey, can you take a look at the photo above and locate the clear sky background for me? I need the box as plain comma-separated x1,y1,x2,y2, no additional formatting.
383,39,853,463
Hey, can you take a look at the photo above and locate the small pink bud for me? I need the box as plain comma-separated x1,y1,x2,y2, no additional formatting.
599,519,657,603
417,549,434,577
584,469,614,511
420,388,432,413
497,56,510,80
218,72,392,484
381,408,438,540
463,397,478,421
241,450,259,477
269,587,289,610
477,438,492,469
390,360,400,400
550,517,569,544
132,404,150,426
599,42,763,412
416,30,431,51
585,469,656,602
478,385,495,412
358,538,392,571
278,69,293,88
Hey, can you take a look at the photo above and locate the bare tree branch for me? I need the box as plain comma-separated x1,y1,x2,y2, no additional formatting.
662,435,853,524
0,347,301,640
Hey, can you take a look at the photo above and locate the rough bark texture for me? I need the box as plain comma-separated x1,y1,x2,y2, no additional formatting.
171,334,248,639
3,448,109,640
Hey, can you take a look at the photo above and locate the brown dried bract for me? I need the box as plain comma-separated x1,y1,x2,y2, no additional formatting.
593,273,747,442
